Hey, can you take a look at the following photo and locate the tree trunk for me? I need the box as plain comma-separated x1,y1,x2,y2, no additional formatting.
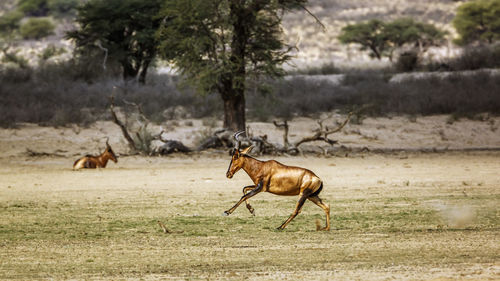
222,91,246,132
138,59,150,85
122,61,139,82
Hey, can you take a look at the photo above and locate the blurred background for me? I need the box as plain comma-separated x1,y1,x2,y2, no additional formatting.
0,0,498,133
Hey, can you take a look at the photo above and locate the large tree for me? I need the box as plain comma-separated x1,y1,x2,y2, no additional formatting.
384,18,446,61
453,0,500,45
339,18,445,61
156,0,308,131
66,0,163,84
338,19,387,60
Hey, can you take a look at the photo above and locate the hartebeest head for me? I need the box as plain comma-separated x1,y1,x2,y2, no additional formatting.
226,131,252,179
104,138,118,163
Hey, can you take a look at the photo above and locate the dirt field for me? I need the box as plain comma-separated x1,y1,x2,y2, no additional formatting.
1,117,499,280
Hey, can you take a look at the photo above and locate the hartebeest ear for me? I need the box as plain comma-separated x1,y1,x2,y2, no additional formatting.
229,148,239,157
240,145,254,155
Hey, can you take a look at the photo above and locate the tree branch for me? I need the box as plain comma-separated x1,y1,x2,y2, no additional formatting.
298,3,326,31
109,93,136,151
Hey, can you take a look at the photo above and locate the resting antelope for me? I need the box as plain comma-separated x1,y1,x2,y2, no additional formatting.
73,139,118,170
224,131,330,231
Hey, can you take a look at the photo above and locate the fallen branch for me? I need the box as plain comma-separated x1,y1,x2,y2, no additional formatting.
196,129,234,151
153,130,191,155
294,112,353,148
25,148,65,157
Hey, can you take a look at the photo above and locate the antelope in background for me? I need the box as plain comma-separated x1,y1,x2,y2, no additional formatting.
73,138,118,170
225,131,330,231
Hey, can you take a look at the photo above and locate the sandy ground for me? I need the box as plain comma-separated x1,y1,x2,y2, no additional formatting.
0,116,499,280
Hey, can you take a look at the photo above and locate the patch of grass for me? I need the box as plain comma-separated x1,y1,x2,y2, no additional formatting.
1,158,499,279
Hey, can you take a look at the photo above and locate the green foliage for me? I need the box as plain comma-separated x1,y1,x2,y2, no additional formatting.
338,19,386,60
453,0,500,45
338,18,446,62
18,0,49,17
157,0,305,130
19,17,55,39
0,11,24,36
158,0,294,94
384,18,446,60
66,0,163,83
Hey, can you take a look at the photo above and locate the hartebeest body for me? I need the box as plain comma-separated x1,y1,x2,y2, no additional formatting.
73,139,118,170
225,132,330,230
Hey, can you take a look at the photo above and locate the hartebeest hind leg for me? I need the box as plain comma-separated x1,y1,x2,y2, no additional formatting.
277,193,309,230
308,195,330,231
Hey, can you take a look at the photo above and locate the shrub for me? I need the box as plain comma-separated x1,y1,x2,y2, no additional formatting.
20,17,55,39
0,11,24,35
449,44,500,70
18,0,49,17
293,62,340,75
38,44,66,62
1,49,30,69
47,0,79,16
1,60,499,128
395,51,420,72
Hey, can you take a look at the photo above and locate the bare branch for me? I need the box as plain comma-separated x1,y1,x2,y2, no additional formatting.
122,99,148,123
95,41,108,70
323,112,353,136
298,4,326,31
109,93,136,151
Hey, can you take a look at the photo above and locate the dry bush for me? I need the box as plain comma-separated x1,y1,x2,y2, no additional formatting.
1,60,499,128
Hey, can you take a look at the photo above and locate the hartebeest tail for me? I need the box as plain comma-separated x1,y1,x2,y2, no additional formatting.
224,131,330,231
73,138,118,170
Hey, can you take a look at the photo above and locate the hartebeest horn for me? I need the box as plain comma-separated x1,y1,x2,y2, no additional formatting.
105,137,110,147
233,131,245,151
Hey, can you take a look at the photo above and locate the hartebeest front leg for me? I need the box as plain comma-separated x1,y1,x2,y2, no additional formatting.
223,181,263,216
242,185,256,216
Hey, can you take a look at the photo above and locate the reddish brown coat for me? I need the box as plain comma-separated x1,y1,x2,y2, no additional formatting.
73,142,117,170
225,146,330,230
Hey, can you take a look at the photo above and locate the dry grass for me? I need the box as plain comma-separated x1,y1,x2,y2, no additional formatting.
1,153,499,280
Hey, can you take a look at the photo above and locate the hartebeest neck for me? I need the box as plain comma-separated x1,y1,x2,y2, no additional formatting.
97,153,111,167
241,155,265,183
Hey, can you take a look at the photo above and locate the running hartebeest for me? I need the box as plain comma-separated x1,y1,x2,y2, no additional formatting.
224,131,330,231
73,138,118,170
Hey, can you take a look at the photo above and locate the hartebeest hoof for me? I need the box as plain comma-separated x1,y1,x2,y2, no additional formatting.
222,211,230,216
246,204,255,216
315,219,330,231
